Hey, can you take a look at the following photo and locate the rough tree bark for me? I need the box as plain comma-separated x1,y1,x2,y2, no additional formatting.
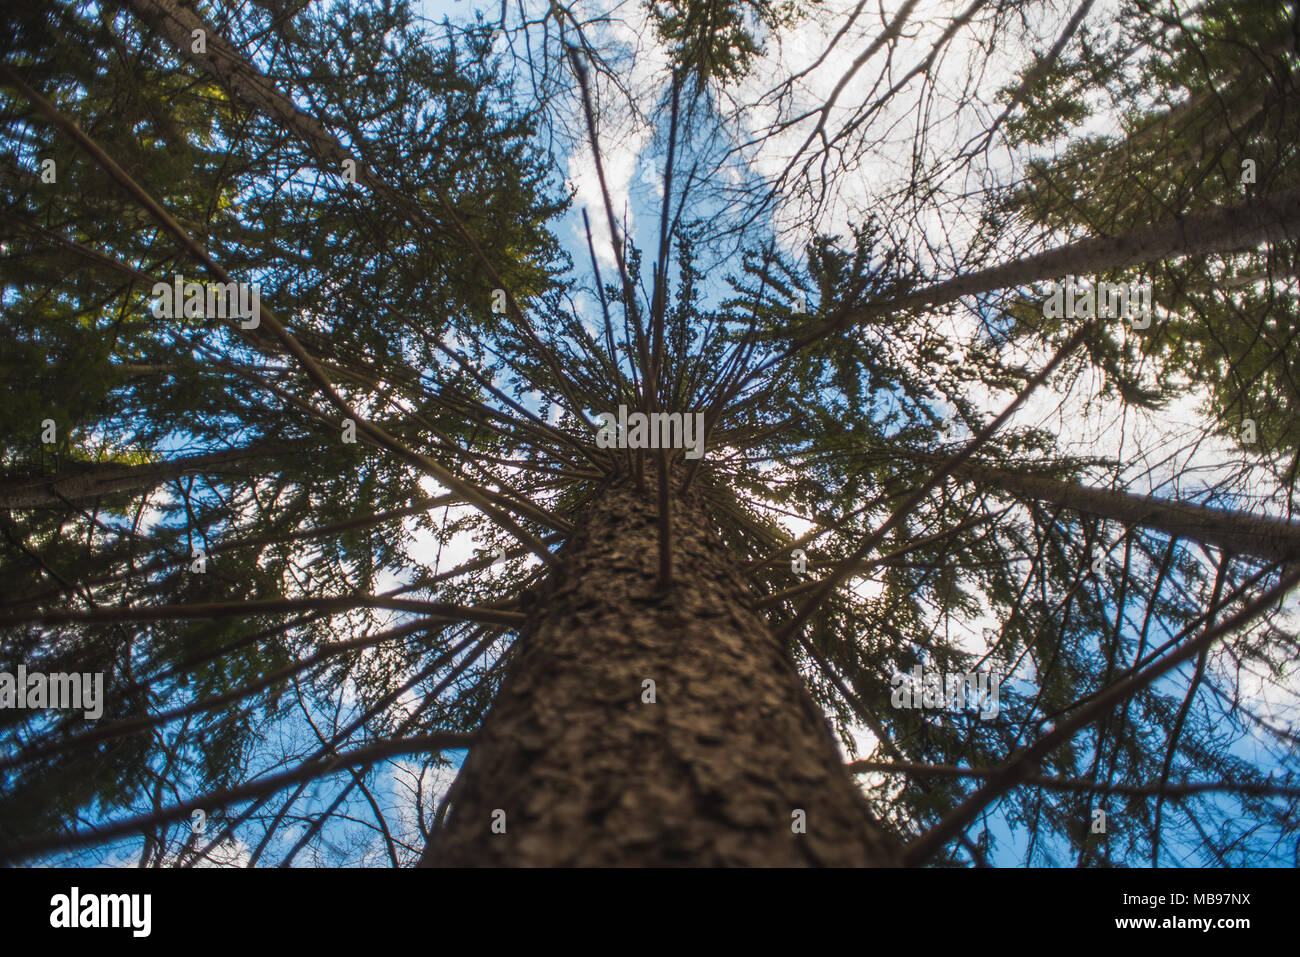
420,472,900,866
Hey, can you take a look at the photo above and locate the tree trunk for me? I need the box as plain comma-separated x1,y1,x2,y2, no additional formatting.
421,472,899,866
0,446,272,508
125,0,438,227
805,186,1300,348
942,457,1300,563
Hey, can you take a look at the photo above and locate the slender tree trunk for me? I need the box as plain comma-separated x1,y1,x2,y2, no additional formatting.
125,0,440,227
802,186,1300,349
941,457,1300,563
421,472,899,866
0,446,273,508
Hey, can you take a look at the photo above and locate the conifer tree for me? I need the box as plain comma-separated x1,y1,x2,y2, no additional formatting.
1,0,1296,868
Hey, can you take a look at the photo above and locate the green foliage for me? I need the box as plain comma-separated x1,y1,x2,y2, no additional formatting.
996,0,1300,459
647,0,802,83
0,0,565,854
1,0,1294,871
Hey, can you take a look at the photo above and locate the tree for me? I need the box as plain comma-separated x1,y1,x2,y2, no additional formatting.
991,0,1300,466
1,0,1296,868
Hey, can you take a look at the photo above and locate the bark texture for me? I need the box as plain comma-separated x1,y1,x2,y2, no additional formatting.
422,475,899,866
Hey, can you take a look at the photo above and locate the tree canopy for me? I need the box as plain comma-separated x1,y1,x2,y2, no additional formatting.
1,0,1297,868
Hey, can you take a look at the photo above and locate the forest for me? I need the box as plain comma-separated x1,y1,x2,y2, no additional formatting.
0,0,1297,869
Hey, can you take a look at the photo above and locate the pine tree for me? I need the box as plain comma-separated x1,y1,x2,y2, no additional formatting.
1,0,1296,868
